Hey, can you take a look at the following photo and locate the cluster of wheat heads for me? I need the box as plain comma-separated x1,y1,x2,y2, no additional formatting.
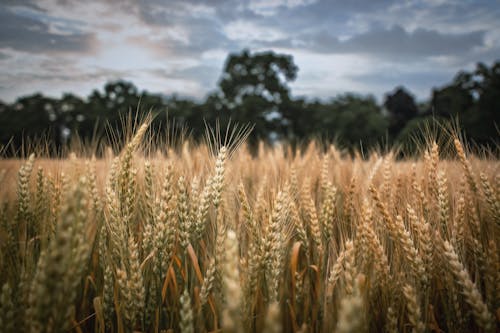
0,122,498,333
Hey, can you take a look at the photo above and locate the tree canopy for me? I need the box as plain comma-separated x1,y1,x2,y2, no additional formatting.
431,62,500,146
384,87,419,139
0,50,498,156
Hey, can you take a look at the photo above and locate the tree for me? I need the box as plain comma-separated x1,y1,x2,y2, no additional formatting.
431,84,473,118
431,61,500,146
86,80,165,143
384,87,418,139
396,115,448,155
0,94,54,152
314,94,388,151
469,62,500,145
216,49,298,143
278,98,317,144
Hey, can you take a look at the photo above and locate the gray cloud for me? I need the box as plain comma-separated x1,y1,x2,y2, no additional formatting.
341,26,484,57
1,69,126,83
265,25,486,60
145,64,222,89
0,5,96,54
0,0,499,102
102,1,236,58
135,0,239,25
1,0,46,12
126,25,232,60
348,68,457,98
172,65,222,87
169,19,232,55
350,70,454,86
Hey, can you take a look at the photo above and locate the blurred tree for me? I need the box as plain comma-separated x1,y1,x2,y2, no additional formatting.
0,93,90,152
431,61,499,146
1,56,497,156
88,81,141,124
54,93,88,143
150,95,201,144
279,98,317,144
396,115,448,155
468,62,500,145
217,49,298,144
0,94,53,151
86,80,165,144
430,84,473,118
314,94,388,151
384,86,419,139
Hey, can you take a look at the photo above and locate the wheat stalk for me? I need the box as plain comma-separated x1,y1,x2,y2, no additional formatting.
443,240,494,331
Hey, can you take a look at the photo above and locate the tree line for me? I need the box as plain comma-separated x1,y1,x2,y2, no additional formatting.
0,50,498,156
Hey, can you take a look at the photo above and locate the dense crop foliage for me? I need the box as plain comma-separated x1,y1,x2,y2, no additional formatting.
0,122,498,332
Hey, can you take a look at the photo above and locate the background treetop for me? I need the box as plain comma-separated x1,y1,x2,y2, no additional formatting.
0,50,498,156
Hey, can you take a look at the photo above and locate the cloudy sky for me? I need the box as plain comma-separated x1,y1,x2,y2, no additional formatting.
1,0,499,103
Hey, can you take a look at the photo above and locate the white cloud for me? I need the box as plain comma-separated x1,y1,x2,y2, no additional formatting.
224,20,286,42
276,49,376,98
248,0,317,16
1,0,499,102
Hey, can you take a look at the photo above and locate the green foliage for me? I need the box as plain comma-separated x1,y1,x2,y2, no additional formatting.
0,52,498,155
395,116,447,155
219,49,297,104
216,49,299,144
431,61,500,147
316,94,388,150
384,86,419,139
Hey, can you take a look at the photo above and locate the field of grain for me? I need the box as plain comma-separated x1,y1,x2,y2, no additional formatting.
0,122,498,333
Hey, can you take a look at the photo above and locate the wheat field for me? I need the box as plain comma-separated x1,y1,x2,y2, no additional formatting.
0,121,499,333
